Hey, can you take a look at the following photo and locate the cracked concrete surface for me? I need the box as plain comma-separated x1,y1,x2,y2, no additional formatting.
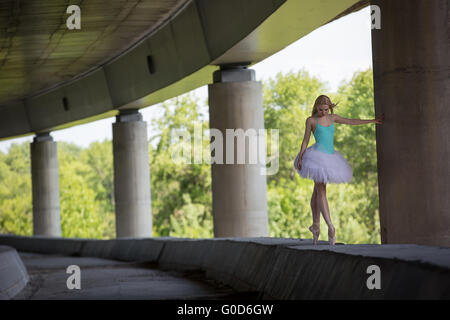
14,252,259,300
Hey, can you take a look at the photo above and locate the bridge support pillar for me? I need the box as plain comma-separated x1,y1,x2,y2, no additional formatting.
371,0,450,246
31,133,61,236
112,111,152,238
208,66,268,237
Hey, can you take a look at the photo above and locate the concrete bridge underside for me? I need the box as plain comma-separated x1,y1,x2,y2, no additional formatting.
0,0,367,137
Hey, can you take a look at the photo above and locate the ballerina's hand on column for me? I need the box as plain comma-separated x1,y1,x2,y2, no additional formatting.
373,113,385,124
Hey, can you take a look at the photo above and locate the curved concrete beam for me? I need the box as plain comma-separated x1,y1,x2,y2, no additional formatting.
0,0,366,140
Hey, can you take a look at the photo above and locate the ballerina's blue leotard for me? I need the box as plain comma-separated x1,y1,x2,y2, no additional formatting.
313,114,335,154
294,113,352,184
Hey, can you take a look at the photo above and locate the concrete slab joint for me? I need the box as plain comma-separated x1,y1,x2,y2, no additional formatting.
116,110,143,123
213,64,255,83
33,132,53,142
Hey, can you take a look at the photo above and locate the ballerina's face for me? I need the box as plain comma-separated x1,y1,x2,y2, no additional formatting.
318,104,329,117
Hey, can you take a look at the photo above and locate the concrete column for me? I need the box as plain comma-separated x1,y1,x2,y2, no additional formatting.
112,110,152,238
208,66,268,237
31,133,61,236
371,0,450,246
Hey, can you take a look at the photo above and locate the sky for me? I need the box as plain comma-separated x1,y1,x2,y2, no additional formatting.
0,6,372,153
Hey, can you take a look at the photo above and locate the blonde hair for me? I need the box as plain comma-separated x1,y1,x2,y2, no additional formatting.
311,95,339,116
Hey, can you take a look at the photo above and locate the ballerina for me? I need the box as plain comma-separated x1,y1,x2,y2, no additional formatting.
294,95,384,245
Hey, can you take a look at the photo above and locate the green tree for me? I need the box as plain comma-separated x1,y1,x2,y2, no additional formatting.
58,142,114,239
80,140,115,237
170,194,213,238
0,144,32,235
149,93,213,237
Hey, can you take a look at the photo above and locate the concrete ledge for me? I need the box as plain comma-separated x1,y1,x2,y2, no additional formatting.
0,246,29,300
0,235,449,299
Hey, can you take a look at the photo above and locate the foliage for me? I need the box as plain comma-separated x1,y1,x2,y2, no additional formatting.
0,144,33,235
58,142,114,239
149,94,213,237
169,194,213,238
0,141,114,239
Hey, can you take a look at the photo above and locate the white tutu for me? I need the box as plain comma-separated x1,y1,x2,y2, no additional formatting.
294,143,353,184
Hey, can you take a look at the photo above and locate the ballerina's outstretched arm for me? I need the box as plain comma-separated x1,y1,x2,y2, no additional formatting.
333,113,385,125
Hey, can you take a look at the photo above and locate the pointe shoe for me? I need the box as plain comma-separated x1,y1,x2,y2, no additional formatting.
328,227,336,245
309,225,320,245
